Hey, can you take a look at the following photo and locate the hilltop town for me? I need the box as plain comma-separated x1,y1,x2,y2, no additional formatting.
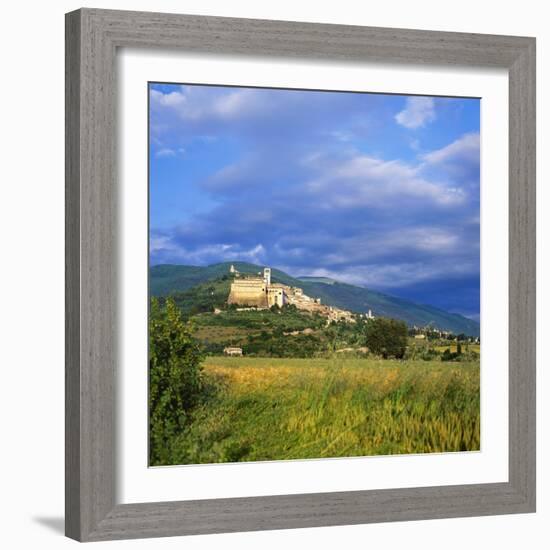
150,262,481,337
227,265,373,324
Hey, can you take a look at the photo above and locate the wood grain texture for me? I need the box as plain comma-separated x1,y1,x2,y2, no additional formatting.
508,40,536,508
65,9,81,541
66,8,116,540
86,8,532,67
89,482,530,541
65,8,536,542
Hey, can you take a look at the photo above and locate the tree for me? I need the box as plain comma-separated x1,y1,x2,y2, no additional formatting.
365,317,408,359
149,298,205,465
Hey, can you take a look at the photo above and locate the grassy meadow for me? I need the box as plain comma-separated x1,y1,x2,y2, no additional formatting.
156,355,480,466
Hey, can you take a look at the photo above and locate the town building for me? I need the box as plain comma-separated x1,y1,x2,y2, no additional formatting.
227,267,277,308
223,346,243,356
227,265,360,322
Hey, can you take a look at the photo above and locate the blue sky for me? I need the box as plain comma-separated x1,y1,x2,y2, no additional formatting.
149,83,480,320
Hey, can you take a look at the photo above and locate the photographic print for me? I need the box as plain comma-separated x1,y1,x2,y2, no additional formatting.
148,83,481,467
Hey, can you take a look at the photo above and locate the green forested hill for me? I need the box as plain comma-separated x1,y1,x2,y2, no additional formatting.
150,262,301,295
150,262,480,336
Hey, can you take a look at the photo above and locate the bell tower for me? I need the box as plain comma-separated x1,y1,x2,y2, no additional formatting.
263,267,271,286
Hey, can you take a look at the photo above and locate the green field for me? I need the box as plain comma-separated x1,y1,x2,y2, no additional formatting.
155,356,480,466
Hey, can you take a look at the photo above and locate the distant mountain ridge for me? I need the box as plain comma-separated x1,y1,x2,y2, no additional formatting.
150,262,480,336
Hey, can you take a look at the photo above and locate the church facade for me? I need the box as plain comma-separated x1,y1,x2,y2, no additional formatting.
227,267,285,308
227,265,359,322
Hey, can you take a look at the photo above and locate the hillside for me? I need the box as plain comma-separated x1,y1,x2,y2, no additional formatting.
150,262,480,336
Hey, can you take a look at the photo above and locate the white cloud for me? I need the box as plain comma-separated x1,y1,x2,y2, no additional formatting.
305,153,465,207
182,243,266,264
153,147,186,159
422,132,480,165
150,86,264,123
155,148,176,158
214,89,256,118
355,260,478,289
150,88,187,108
281,227,463,273
381,227,460,253
149,235,174,253
293,258,478,290
395,97,436,129
150,234,267,266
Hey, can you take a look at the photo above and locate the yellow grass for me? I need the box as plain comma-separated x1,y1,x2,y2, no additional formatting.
160,356,481,465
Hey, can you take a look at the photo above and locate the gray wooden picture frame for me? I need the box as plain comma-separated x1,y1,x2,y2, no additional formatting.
65,8,536,542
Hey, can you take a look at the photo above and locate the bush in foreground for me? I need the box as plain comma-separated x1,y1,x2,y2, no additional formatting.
149,298,207,465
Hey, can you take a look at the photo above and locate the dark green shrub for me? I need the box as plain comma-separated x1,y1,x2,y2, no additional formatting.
365,317,408,359
149,298,206,465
